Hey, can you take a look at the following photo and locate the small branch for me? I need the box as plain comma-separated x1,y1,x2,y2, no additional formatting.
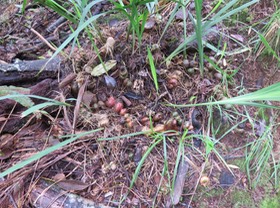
0,57,60,84
30,28,57,51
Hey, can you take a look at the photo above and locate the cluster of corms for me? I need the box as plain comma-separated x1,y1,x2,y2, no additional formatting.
104,95,192,131
166,70,183,89
183,56,228,80
105,95,137,128
105,96,127,116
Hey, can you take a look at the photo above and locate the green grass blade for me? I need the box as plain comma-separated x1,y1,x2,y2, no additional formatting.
194,0,204,77
147,47,159,92
0,129,102,178
47,12,104,63
205,0,223,19
159,2,180,43
0,94,70,104
258,32,280,62
166,0,259,62
168,82,280,108
130,137,163,189
21,102,66,117
35,0,78,24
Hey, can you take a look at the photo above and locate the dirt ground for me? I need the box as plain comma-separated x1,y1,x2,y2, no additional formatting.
0,0,279,207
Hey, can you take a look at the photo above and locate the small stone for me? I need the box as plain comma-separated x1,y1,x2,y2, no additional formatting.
219,171,235,187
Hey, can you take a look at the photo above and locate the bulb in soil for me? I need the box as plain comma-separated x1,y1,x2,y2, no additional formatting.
153,112,163,122
93,103,99,110
183,121,192,130
97,101,105,109
172,111,179,117
126,120,133,128
200,176,210,187
183,59,190,68
105,96,116,108
119,108,127,116
206,62,214,70
114,102,123,113
140,116,150,125
189,60,196,67
123,78,133,87
214,72,222,80
187,68,195,74
119,67,128,79
164,119,178,130
167,78,178,89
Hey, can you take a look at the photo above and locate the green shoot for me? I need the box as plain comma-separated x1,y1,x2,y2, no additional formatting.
109,0,152,53
166,0,259,66
147,47,159,93
258,32,280,62
194,0,204,77
34,0,78,24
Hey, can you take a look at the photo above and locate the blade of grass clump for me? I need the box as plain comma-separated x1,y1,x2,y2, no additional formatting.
0,93,71,118
22,0,28,13
258,32,280,62
158,2,180,43
0,86,34,107
46,12,104,64
168,82,280,109
119,133,164,205
244,127,273,188
270,154,280,187
138,10,149,52
146,0,158,14
152,135,170,207
147,47,159,93
0,94,70,105
181,0,190,58
70,0,105,53
0,129,102,178
205,0,223,19
21,102,67,117
172,129,188,190
109,0,153,53
98,131,148,141
169,129,189,206
35,0,78,24
166,0,259,62
194,0,204,77
130,136,163,189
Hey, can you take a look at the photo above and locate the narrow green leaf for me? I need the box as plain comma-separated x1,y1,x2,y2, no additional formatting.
0,129,102,178
258,33,280,62
147,47,159,92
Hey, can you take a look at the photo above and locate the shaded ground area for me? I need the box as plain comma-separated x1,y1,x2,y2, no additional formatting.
0,0,279,207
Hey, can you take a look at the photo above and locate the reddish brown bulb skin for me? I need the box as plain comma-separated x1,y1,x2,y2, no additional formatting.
105,96,116,108
119,108,127,116
153,112,163,122
167,78,178,89
114,102,124,113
